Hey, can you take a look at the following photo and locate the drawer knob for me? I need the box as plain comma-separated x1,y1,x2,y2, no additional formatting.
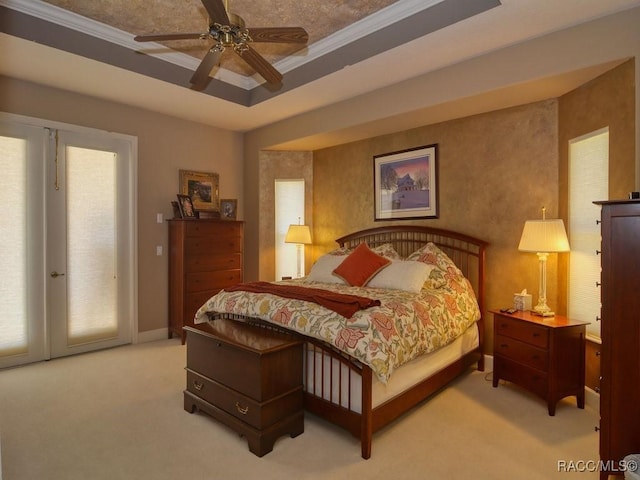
193,380,204,391
595,351,601,357
235,402,249,415
595,386,601,393
500,344,508,348
532,333,540,338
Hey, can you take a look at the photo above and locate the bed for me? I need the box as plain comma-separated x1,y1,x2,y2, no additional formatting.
194,225,488,459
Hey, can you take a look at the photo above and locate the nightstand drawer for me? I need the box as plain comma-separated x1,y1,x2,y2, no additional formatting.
495,316,549,348
186,369,303,429
497,357,548,399
494,334,548,371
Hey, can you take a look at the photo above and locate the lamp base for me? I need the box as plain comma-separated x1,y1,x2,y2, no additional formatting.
531,309,555,317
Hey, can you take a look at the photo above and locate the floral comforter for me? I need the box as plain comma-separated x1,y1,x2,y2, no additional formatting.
195,273,481,384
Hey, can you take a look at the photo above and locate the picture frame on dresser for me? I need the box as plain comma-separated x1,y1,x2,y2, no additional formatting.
176,194,196,218
179,169,220,213
373,144,439,220
220,199,237,220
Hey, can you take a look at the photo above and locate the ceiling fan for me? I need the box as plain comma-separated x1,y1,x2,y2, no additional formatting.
134,0,309,90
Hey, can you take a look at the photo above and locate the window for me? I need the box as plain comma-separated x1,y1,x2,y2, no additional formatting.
568,128,609,339
275,179,305,280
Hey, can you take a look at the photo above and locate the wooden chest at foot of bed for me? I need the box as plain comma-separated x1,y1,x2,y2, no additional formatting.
184,320,304,457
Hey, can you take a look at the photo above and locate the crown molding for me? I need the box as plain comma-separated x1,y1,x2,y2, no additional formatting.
1,0,443,90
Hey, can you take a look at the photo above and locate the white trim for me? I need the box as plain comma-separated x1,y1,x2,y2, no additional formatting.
0,0,445,90
0,111,139,358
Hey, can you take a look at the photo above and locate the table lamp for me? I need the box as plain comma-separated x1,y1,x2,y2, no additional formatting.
285,222,312,278
518,207,570,316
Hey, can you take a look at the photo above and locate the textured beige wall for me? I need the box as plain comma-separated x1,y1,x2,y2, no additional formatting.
313,100,560,353
0,75,244,336
557,59,636,317
258,150,313,281
309,61,634,353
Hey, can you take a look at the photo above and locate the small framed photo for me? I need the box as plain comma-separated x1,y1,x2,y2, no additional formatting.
220,199,237,220
176,194,197,218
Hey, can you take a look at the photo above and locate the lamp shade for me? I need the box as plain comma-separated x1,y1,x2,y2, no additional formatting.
518,219,570,253
285,224,312,245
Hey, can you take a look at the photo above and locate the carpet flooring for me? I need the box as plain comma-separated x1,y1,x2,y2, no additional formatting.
0,339,600,479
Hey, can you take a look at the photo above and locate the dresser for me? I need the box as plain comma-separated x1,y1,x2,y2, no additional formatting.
594,200,640,479
184,320,304,457
492,310,588,416
168,219,243,343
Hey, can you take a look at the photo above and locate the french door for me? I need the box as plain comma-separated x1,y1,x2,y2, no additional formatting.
0,115,137,369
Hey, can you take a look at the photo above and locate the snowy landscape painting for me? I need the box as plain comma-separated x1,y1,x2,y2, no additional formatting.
374,144,438,220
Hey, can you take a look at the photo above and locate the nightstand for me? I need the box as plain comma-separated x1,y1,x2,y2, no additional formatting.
492,310,588,416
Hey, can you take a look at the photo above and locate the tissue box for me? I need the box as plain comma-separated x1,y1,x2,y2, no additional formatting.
514,293,532,311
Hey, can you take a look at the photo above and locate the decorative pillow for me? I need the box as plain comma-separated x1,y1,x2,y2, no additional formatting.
406,242,463,289
327,243,401,260
306,254,347,284
367,260,435,293
371,243,402,260
332,243,391,287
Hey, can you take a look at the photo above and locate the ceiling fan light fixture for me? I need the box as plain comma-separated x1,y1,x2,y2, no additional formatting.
134,0,308,87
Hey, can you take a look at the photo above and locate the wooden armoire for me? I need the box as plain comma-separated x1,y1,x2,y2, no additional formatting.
594,200,640,478
168,219,244,343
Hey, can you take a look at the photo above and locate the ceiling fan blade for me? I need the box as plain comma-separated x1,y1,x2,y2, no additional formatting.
201,0,230,25
134,33,205,42
190,48,223,89
248,27,309,44
238,45,283,85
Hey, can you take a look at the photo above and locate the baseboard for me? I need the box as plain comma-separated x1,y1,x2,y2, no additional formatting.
482,355,600,411
136,328,169,344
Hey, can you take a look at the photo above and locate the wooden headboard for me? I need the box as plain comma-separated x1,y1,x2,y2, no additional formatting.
335,226,488,316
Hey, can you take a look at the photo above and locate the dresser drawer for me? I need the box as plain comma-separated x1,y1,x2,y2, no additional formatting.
186,270,242,293
185,291,220,324
186,236,242,254
186,221,242,237
495,316,549,348
186,369,303,429
186,253,242,272
186,326,303,402
494,334,548,371
497,357,548,399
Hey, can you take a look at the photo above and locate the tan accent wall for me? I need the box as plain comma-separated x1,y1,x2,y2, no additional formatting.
313,100,560,353
557,59,636,317
0,75,244,336
258,150,313,281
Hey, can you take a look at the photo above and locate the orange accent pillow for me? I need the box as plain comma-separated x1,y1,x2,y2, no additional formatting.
332,243,391,287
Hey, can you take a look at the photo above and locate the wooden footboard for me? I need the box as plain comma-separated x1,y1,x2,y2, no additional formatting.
207,225,487,459
301,335,482,459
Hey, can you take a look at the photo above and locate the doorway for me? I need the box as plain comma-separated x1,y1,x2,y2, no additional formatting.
0,115,137,368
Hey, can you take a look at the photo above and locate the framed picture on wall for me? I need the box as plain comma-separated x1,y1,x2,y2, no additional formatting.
373,144,439,220
220,199,237,220
179,169,220,212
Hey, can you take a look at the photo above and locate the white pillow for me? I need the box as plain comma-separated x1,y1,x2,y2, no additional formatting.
306,254,347,284
367,260,436,293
